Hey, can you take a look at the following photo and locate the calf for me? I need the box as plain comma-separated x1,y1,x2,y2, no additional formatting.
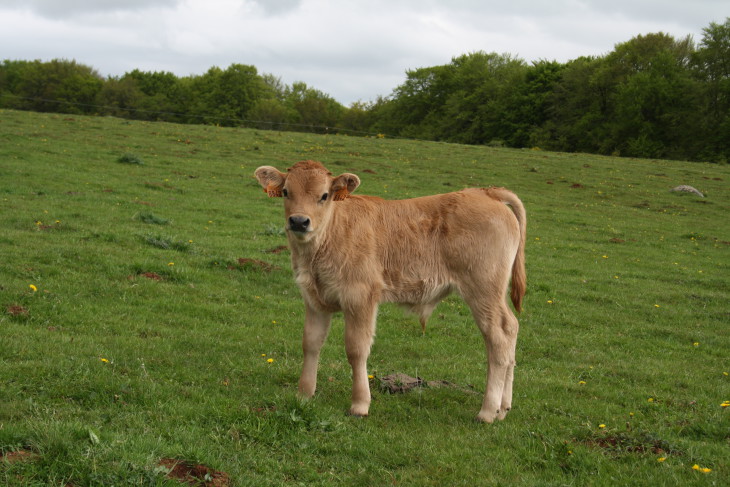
254,160,526,422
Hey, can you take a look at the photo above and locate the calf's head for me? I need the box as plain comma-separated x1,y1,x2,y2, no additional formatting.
255,161,360,242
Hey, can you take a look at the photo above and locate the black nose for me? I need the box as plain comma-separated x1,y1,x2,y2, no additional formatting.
288,215,310,233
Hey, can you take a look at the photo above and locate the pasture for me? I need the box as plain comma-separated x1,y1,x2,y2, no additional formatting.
1,109,728,486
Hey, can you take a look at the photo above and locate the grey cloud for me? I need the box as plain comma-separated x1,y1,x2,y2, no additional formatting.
0,0,180,18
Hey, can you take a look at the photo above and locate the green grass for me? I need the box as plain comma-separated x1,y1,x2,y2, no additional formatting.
1,108,728,486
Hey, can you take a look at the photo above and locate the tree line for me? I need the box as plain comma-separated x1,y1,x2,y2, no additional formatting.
1,18,727,163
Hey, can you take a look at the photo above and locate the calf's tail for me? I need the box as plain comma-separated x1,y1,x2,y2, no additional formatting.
487,187,527,313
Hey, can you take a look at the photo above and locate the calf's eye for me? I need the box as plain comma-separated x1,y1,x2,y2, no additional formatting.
320,193,328,202
282,189,288,197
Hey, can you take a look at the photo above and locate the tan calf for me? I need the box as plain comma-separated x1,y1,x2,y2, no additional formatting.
254,160,526,422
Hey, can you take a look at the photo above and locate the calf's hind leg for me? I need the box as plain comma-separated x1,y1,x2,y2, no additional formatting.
468,300,519,423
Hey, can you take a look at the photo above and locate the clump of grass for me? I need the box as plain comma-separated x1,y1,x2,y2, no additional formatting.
142,234,190,252
137,213,169,225
118,153,144,165
262,223,285,237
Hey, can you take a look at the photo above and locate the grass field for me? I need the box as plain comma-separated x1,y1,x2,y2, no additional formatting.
1,108,728,486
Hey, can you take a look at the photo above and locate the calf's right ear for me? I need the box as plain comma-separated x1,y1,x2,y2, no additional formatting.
254,166,286,197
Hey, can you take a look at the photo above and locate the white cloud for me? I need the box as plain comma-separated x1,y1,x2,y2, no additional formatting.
0,0,726,104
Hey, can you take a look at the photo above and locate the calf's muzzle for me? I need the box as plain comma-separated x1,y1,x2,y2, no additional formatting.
288,215,311,233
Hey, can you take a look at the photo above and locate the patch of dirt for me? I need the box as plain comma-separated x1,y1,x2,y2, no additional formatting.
6,305,29,317
128,272,163,281
264,245,289,254
231,258,279,272
1,449,38,464
609,238,625,244
570,183,584,189
158,458,231,487
584,433,677,456
362,168,377,174
378,373,477,395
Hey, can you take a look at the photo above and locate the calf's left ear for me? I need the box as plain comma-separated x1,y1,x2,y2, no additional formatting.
254,166,286,197
331,173,360,201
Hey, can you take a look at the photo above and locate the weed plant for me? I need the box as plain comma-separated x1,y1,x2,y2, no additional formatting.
0,109,728,486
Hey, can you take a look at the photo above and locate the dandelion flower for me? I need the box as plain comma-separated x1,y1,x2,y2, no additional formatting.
692,464,700,471
721,401,729,408
578,381,586,385
100,358,109,363
598,424,606,429
547,300,553,304
267,358,274,363
654,304,660,308
701,468,712,473
168,262,174,266
29,284,38,292
648,397,654,402
261,353,267,357
657,457,666,463
368,374,374,380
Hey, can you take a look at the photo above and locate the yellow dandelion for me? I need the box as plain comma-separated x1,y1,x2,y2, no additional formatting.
657,457,666,463
29,284,38,292
693,342,699,347
578,381,586,385
547,300,553,304
168,262,174,266
701,468,712,473
654,304,660,308
721,401,729,408
261,353,267,357
267,358,274,363
724,372,729,376
100,358,109,363
648,397,654,402
368,374,375,380
692,464,700,471
598,424,606,429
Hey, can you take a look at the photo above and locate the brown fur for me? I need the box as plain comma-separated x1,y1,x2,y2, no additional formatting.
254,160,526,422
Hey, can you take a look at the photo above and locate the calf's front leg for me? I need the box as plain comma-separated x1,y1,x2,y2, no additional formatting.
344,303,378,417
298,304,332,398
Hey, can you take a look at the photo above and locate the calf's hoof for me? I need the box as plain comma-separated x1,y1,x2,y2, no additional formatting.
476,409,505,423
347,403,370,418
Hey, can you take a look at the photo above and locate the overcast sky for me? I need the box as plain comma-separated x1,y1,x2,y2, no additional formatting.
0,0,727,105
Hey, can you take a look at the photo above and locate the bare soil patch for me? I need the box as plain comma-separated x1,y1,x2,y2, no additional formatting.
264,245,289,254
6,304,29,317
230,258,280,272
1,449,38,464
378,373,477,395
158,458,231,487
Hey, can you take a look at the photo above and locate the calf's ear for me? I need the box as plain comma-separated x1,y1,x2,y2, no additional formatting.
254,166,286,197
331,173,360,201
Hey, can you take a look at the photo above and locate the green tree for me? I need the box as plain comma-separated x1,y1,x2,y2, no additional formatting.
693,18,730,162
1,59,102,114
285,82,345,132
